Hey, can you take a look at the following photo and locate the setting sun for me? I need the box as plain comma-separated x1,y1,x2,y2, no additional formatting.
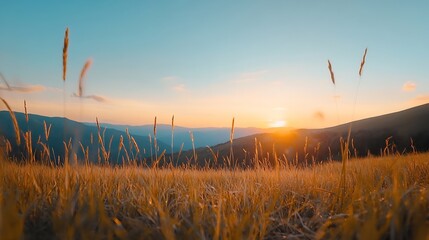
269,120,287,128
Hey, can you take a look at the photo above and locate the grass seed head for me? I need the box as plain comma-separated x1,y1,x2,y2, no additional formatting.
0,97,21,145
328,60,335,85
62,27,69,81
78,59,93,97
359,48,368,77
24,100,28,123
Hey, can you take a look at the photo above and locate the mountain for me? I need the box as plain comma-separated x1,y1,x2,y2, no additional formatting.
174,104,429,168
84,122,267,151
0,112,170,165
2,104,428,168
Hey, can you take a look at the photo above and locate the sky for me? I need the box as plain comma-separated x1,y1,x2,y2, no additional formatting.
0,1,428,128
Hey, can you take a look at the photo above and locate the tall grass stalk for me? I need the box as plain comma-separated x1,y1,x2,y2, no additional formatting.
62,28,69,152
230,117,235,168
171,115,174,164
0,97,20,145
153,116,158,163
329,48,369,210
190,131,196,165
62,28,69,82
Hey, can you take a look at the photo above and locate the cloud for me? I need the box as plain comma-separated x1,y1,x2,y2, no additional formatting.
0,85,46,93
313,111,325,121
411,95,429,104
232,70,268,84
402,81,416,92
172,84,186,92
0,72,47,93
161,76,187,93
72,93,108,103
45,86,63,93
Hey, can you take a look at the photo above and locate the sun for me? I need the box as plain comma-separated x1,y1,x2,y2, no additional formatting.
269,120,287,128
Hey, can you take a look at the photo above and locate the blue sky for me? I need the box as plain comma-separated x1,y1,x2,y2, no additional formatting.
1,1,428,128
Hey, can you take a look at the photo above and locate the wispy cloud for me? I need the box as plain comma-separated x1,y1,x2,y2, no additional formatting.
402,81,416,92
172,83,186,92
411,95,429,104
72,93,108,103
0,85,46,93
0,72,46,93
161,76,188,93
231,70,268,84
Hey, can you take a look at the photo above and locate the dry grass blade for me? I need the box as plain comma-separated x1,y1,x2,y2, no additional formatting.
171,115,174,163
43,121,52,141
359,48,368,77
328,60,335,85
190,131,197,163
230,117,235,143
24,100,29,123
153,116,157,137
96,117,101,132
78,59,93,97
0,97,21,145
62,27,69,81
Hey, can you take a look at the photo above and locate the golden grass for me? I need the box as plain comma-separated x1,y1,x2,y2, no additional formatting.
327,60,335,85
24,100,28,123
78,59,93,97
359,48,368,77
0,97,20,145
1,152,428,239
62,27,69,81
171,115,175,163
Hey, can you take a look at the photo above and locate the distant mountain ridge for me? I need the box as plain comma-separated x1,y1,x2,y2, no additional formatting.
0,112,170,165
174,104,429,167
84,122,267,151
1,104,429,167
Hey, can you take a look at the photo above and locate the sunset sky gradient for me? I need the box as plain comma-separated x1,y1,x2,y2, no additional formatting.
1,1,428,128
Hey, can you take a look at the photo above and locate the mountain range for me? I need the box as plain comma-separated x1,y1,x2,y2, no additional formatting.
174,104,429,167
0,112,169,165
1,103,429,167
84,122,266,151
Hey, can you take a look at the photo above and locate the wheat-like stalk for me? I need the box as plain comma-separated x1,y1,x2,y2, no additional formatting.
190,131,196,164
230,117,235,143
62,28,69,81
0,97,21,145
359,48,368,77
153,116,158,162
153,116,157,137
328,60,335,85
24,100,29,123
43,121,51,141
130,137,140,156
171,115,174,163
78,59,93,97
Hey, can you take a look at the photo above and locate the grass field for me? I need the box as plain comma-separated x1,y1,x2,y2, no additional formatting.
1,151,428,239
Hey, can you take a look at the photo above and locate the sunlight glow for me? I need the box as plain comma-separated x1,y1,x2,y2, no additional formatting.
269,120,287,128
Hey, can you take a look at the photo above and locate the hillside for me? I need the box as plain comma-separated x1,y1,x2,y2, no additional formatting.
0,112,170,165
2,104,429,167
175,104,429,167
